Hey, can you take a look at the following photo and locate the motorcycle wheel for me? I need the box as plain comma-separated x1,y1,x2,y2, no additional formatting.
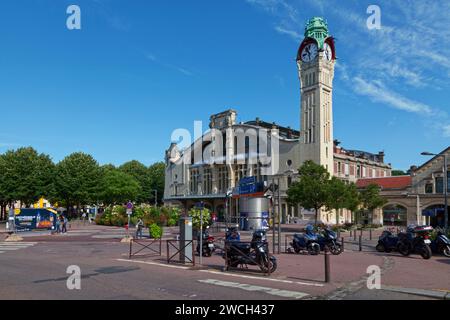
420,245,432,260
443,245,450,257
261,257,277,273
308,244,320,255
397,243,410,256
330,243,342,255
269,258,278,273
294,247,301,254
376,243,386,253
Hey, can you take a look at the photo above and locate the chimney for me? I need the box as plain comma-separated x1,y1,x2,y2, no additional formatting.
378,151,385,163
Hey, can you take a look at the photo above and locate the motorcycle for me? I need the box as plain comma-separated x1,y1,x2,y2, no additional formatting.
291,225,321,255
224,230,277,273
317,227,342,255
376,229,399,253
397,225,433,260
196,227,215,257
430,228,450,257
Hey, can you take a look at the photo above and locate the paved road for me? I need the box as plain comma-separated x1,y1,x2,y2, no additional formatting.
0,225,448,300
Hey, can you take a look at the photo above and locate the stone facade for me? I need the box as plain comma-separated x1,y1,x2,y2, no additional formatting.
163,17,394,225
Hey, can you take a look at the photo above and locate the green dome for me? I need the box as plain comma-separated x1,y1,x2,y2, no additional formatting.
304,17,329,49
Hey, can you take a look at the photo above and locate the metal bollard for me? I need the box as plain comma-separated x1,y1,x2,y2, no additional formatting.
324,249,331,283
369,229,372,241
354,230,357,241
341,237,344,252
359,236,362,252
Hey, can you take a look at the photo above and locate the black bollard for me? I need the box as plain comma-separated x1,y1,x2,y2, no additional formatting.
324,249,331,283
341,237,344,252
369,228,372,241
359,235,362,252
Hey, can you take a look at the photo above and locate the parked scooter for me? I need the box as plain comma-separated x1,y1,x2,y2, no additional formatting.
376,229,399,253
430,228,450,257
291,225,321,255
397,225,433,260
317,227,342,255
196,226,215,257
224,230,277,273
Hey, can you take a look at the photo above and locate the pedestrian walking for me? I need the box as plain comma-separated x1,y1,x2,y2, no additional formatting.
55,215,61,234
136,218,144,239
82,212,87,225
61,215,68,233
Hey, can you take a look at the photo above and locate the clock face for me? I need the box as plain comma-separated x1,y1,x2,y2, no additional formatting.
323,43,333,61
301,43,318,63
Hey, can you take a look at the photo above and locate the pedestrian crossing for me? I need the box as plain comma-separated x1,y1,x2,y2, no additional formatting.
198,279,310,299
0,242,37,254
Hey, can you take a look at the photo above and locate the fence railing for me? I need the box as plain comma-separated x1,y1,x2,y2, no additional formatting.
129,238,162,259
167,240,196,266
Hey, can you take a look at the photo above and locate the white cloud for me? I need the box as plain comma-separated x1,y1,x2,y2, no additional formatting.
274,25,301,41
444,125,450,138
146,53,194,76
353,77,433,115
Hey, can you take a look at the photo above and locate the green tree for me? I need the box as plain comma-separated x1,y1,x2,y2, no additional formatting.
54,152,102,216
392,170,407,176
345,183,362,223
0,147,54,207
148,162,165,205
119,160,151,204
287,161,330,225
325,177,349,226
100,169,141,206
188,207,211,230
359,184,387,225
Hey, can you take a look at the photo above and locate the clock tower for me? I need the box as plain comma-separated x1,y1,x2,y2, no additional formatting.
297,17,336,175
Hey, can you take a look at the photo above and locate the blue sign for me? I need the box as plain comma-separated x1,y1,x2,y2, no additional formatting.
239,177,264,195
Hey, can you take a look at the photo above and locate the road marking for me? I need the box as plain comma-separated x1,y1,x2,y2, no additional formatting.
115,259,190,270
198,279,309,299
0,242,36,254
198,270,324,287
0,242,37,245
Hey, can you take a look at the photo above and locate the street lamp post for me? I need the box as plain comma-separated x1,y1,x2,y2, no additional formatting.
421,151,448,230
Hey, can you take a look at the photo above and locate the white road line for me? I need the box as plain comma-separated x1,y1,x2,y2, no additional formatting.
0,242,37,245
115,259,190,270
198,279,309,299
198,270,324,287
0,242,36,247
0,243,36,253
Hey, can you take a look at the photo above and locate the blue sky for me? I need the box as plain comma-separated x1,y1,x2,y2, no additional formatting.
0,0,448,170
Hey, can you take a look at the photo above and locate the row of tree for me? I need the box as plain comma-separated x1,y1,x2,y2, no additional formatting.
0,147,165,220
287,161,387,225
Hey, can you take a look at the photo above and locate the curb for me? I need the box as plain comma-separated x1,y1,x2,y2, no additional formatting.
381,285,450,300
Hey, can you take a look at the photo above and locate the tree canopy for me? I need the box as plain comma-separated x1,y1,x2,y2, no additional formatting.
287,160,331,225
99,168,141,206
53,152,103,209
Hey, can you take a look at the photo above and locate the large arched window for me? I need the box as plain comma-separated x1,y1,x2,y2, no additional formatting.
383,204,407,226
